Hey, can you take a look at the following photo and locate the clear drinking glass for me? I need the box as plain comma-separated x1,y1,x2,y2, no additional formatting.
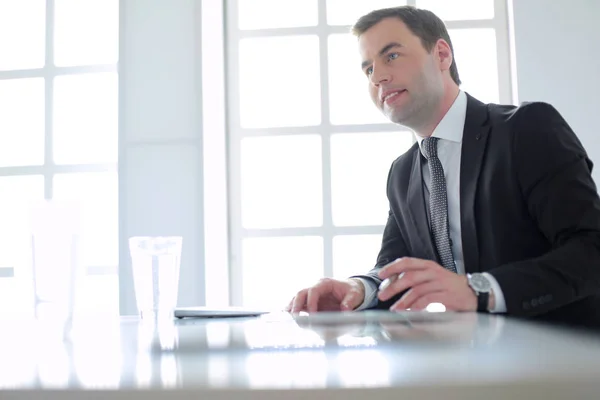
29,200,83,337
129,237,182,320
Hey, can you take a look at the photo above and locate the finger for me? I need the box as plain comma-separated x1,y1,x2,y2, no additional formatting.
378,270,437,301
306,281,330,313
378,274,399,292
390,281,444,311
378,257,433,280
291,290,308,313
376,258,403,280
285,295,299,311
285,297,302,312
406,292,446,311
340,287,362,311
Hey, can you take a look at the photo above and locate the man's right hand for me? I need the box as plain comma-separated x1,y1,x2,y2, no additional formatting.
284,278,366,313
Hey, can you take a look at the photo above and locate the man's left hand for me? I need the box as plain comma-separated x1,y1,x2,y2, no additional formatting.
378,257,477,311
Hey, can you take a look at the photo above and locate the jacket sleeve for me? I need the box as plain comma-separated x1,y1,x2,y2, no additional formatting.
350,162,411,309
488,102,600,316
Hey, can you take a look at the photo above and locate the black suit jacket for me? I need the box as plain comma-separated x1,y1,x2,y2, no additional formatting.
358,93,600,329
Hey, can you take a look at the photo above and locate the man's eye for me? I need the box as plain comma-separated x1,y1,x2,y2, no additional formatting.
388,53,399,61
365,66,373,75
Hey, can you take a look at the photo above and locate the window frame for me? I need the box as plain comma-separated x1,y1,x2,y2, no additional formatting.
0,0,118,283
223,0,514,306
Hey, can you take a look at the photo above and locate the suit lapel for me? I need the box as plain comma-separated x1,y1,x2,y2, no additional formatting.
407,149,437,261
460,94,491,273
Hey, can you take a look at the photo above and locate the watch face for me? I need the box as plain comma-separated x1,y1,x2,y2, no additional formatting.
470,274,492,292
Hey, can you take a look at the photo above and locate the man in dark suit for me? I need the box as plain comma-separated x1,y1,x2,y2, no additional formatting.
286,6,600,329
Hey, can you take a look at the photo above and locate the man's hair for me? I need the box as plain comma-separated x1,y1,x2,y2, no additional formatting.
351,6,461,85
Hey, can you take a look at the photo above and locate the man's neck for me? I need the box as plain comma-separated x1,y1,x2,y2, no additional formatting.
414,85,460,138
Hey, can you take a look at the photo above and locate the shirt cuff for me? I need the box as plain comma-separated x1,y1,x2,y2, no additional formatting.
354,278,379,310
482,272,507,313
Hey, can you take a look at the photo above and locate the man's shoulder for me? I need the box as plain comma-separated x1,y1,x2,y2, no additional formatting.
480,97,582,156
485,98,564,127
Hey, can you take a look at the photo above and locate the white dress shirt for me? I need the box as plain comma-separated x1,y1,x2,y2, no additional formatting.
357,91,507,313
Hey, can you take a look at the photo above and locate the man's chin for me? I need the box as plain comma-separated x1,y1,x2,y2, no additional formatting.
386,112,411,127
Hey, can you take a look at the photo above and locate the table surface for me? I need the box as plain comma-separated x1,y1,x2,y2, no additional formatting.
1,310,600,399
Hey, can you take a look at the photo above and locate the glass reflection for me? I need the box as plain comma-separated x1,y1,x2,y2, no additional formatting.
73,338,121,388
160,354,178,388
246,351,328,388
137,319,179,351
135,319,180,387
135,352,152,388
158,322,178,351
36,337,70,388
205,321,230,349
242,319,324,349
68,320,121,389
208,355,230,387
336,350,390,387
376,312,501,346
292,311,505,347
336,334,377,348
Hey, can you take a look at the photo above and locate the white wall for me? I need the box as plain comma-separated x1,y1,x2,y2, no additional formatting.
512,0,600,182
119,0,205,315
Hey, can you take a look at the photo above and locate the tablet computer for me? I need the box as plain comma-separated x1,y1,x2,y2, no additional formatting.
174,306,271,319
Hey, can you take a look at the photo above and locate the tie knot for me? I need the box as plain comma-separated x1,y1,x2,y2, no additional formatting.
421,137,439,160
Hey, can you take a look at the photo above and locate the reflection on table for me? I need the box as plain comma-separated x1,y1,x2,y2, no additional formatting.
0,310,599,397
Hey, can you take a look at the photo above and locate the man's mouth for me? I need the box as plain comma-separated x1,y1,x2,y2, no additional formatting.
382,90,407,104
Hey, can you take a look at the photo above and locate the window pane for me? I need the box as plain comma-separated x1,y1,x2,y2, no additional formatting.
238,0,318,30
242,236,323,308
0,78,45,167
328,34,390,125
0,176,45,317
326,0,406,26
0,0,45,71
333,234,383,279
241,135,322,228
53,172,118,268
54,0,119,66
0,176,45,268
0,176,45,256
53,73,118,165
239,36,321,128
331,132,413,226
449,29,499,104
0,278,33,316
416,0,494,20
0,176,45,205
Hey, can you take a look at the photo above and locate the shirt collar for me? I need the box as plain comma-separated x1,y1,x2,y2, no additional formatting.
415,90,467,150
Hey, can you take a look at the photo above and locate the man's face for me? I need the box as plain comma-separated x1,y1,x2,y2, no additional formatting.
358,17,446,128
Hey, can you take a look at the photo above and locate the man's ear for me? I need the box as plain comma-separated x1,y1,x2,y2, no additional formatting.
435,38,454,72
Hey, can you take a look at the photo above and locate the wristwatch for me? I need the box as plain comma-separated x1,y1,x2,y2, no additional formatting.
467,273,492,312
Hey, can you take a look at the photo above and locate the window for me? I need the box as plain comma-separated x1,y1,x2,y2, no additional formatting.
0,0,119,317
225,0,513,308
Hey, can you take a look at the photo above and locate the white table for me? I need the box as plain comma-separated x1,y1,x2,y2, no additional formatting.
1,311,599,399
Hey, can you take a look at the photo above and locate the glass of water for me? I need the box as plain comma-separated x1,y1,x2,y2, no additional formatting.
129,236,182,320
29,200,83,339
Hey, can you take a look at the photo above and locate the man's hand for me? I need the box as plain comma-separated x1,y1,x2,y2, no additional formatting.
285,278,366,313
378,258,477,311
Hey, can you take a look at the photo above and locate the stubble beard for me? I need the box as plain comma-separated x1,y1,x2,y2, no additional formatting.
386,93,438,131
385,62,445,133
387,81,444,134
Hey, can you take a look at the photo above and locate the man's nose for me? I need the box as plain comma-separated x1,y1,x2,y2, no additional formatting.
370,66,391,86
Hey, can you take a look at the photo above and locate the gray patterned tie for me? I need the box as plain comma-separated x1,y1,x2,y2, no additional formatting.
421,137,457,273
